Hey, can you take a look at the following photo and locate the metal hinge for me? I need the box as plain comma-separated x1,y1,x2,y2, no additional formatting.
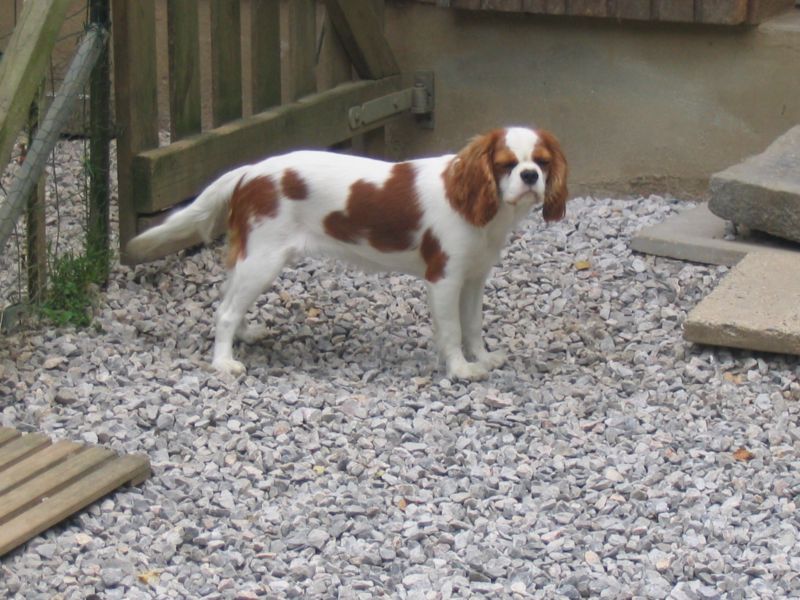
348,71,434,130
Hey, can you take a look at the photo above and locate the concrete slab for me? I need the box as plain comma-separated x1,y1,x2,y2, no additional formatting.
709,125,800,244
630,203,799,266
684,251,800,356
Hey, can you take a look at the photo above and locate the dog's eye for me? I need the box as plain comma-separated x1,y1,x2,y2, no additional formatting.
535,158,551,169
501,161,518,171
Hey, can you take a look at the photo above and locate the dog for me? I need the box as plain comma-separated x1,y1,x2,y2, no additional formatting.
127,126,568,380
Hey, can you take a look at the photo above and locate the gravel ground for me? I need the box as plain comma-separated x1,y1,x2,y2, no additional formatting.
2,143,800,599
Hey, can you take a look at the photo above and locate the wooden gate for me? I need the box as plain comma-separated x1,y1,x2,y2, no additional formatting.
112,0,430,263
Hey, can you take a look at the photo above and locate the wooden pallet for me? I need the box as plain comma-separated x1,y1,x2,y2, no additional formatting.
0,426,150,556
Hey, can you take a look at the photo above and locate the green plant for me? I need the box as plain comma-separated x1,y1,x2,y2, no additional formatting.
39,250,108,327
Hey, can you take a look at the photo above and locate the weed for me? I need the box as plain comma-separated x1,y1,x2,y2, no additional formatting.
39,250,108,327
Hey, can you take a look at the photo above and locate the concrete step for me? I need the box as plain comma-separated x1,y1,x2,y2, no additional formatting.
630,202,798,266
708,125,800,244
684,251,800,356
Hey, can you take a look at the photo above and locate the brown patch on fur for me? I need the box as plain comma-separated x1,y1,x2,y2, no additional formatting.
226,174,279,268
536,130,569,222
323,162,421,252
281,168,308,200
420,228,448,283
443,130,506,227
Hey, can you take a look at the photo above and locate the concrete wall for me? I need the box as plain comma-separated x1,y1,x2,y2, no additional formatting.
383,3,800,197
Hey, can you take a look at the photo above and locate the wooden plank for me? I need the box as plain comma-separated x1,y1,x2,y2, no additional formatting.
112,0,160,259
697,0,749,23
209,0,243,126
0,428,21,446
287,0,317,101
132,76,402,215
530,0,566,13
249,0,281,113
612,0,653,19
747,0,795,24
323,0,400,80
0,440,82,495
0,433,50,470
566,0,609,16
317,5,353,92
653,0,695,22
167,0,202,140
0,455,150,556
481,0,524,10
0,447,114,524
0,0,72,175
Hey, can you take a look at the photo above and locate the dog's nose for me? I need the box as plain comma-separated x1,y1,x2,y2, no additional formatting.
520,169,539,185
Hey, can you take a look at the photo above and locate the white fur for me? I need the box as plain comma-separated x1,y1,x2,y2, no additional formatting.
128,127,560,380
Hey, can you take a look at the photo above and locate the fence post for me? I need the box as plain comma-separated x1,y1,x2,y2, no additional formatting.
25,88,46,302
87,0,111,279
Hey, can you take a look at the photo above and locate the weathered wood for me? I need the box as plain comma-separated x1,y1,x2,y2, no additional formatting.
0,433,50,470
317,7,353,92
0,454,150,556
566,0,609,17
287,0,317,101
481,0,523,10
249,0,280,112
0,0,72,175
698,0,749,23
747,0,795,24
132,76,402,216
323,0,400,80
653,0,695,22
210,0,243,126
0,428,20,445
112,0,160,259
0,440,81,495
612,0,653,19
0,447,114,524
87,0,112,279
168,0,201,139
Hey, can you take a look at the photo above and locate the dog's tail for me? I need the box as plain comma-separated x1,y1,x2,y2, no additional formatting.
126,166,248,263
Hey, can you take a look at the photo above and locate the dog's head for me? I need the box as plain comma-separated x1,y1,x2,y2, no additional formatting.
444,127,568,226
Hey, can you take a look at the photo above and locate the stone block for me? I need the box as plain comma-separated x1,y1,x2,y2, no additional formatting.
709,125,800,244
684,250,800,355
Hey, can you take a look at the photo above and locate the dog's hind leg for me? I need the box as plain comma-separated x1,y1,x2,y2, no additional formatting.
212,252,286,375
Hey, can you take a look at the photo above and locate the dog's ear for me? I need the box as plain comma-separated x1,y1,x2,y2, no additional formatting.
444,130,503,227
537,130,568,222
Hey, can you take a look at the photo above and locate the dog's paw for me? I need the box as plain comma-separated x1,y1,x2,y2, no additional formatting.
447,358,489,381
476,349,507,370
212,358,246,376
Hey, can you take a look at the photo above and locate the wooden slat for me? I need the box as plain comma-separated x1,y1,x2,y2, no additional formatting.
209,0,243,127
698,0,749,23
566,0,609,17
0,447,113,524
0,427,21,446
612,0,653,19
131,76,402,215
167,0,201,140
322,0,400,80
249,0,281,113
112,0,160,259
287,0,317,101
653,0,695,22
0,0,72,175
0,433,50,470
317,6,353,92
0,455,150,556
0,440,81,495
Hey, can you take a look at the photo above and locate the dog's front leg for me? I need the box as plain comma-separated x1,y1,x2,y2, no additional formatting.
460,275,507,370
428,279,489,381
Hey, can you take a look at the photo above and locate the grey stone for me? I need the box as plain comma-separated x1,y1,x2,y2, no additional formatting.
709,125,800,243
685,250,800,355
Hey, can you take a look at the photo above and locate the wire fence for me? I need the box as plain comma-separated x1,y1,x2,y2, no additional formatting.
0,1,112,332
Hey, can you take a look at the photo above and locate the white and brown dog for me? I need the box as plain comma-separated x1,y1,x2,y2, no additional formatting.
128,126,568,380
